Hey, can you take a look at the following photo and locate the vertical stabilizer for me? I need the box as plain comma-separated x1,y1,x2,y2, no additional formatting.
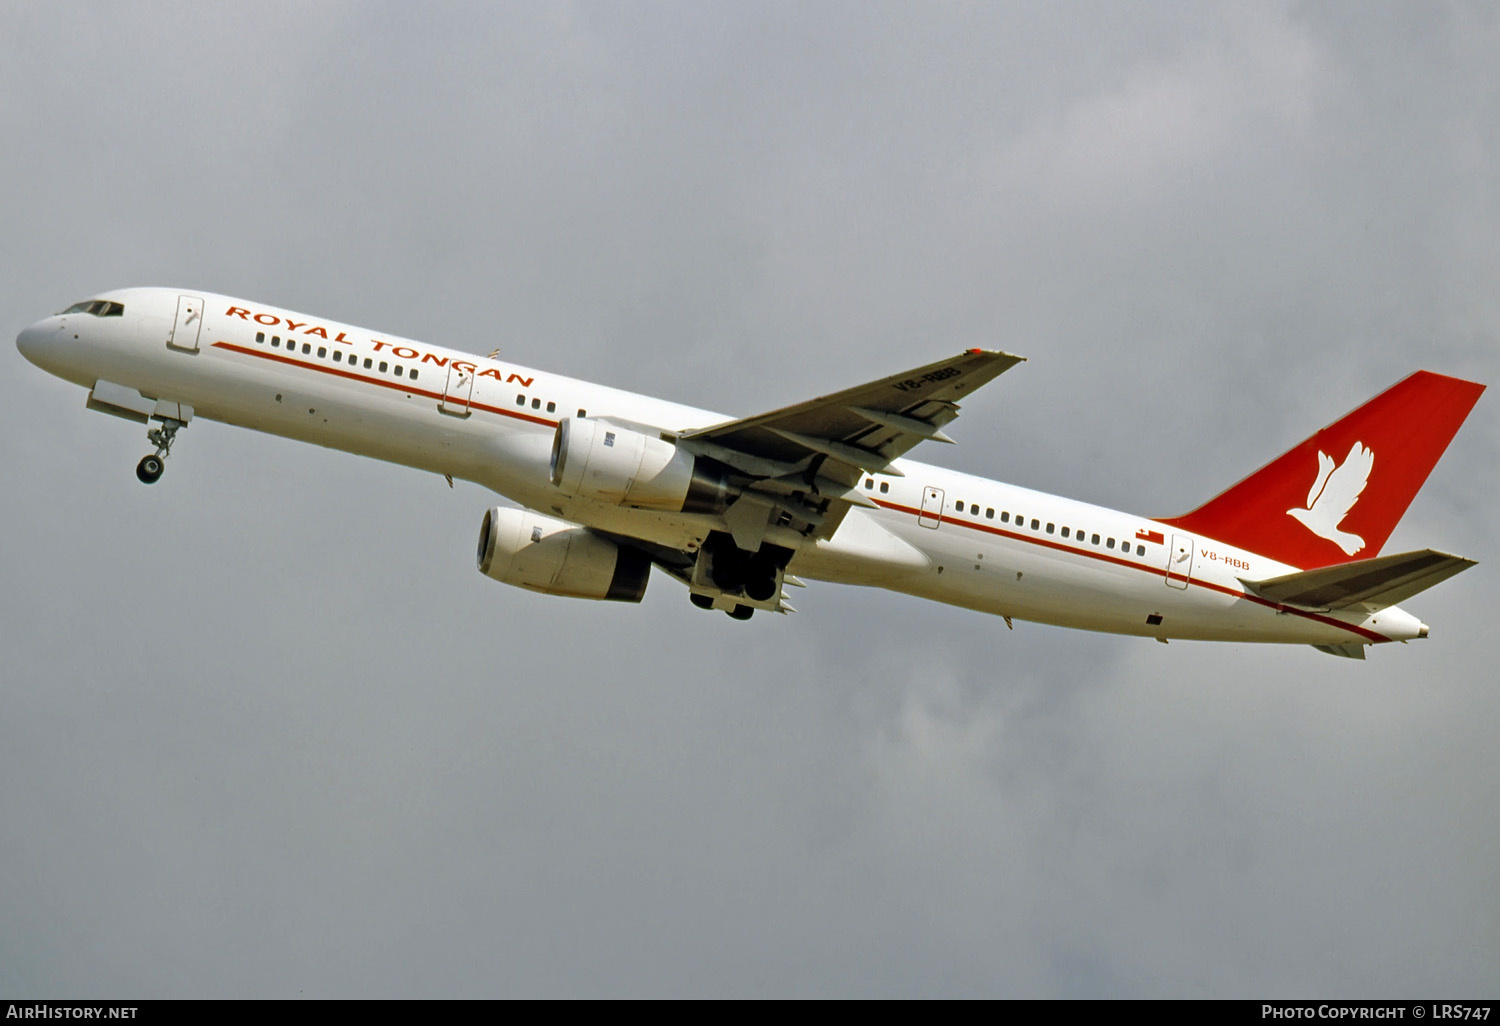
1161,371,1483,569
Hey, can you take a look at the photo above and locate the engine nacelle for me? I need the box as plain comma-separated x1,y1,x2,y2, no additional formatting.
476,507,650,602
549,417,727,513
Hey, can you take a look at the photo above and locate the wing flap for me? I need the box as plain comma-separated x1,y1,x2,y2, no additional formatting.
1242,549,1476,610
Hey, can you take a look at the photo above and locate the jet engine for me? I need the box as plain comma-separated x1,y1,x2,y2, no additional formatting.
476,507,650,602
550,417,727,513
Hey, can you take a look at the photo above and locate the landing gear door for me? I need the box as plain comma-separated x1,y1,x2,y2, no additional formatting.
167,295,204,352
919,486,944,529
440,361,475,416
1166,533,1193,589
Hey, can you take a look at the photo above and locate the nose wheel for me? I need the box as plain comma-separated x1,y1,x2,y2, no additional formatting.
136,417,185,485
136,454,165,484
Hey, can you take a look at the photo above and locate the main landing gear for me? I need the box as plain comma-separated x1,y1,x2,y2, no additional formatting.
136,418,184,485
690,593,756,620
686,533,795,620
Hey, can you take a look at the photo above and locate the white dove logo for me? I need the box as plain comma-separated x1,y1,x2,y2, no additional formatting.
1286,440,1374,555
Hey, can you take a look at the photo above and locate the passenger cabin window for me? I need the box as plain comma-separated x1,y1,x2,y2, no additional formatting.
516,394,526,406
1046,523,1055,534
317,346,327,359
302,343,311,355
1137,544,1145,556
1061,527,1070,538
985,508,994,519
379,361,388,373
546,401,556,413
256,332,265,342
879,482,889,493
865,479,874,490
1030,518,1039,530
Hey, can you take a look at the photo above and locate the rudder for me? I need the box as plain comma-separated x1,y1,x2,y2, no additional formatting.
1161,371,1484,569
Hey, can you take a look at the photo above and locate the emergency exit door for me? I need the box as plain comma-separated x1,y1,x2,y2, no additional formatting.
919,486,944,528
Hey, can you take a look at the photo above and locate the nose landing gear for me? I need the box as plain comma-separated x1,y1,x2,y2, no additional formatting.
136,417,185,485
136,454,164,484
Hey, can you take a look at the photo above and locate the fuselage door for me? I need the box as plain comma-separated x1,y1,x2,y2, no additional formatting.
1166,533,1194,589
167,295,204,352
440,362,475,416
919,486,945,529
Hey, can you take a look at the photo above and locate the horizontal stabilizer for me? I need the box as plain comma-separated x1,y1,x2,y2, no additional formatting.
1243,549,1475,610
1312,643,1367,660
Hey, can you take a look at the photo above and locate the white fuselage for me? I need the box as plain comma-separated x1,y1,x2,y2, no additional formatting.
16,287,1425,647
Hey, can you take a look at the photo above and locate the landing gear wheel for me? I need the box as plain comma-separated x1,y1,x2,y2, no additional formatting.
726,604,754,621
136,454,165,484
690,593,715,611
137,416,186,485
744,573,777,602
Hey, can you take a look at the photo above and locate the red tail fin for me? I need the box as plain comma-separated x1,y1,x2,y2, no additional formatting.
1161,371,1484,569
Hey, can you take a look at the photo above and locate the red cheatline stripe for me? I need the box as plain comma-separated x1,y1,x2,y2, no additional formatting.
870,499,1388,643
211,340,558,428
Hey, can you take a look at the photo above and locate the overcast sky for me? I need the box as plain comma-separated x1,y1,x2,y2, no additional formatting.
2,0,1496,998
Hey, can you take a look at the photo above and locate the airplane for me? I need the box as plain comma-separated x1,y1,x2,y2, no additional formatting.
15,287,1485,658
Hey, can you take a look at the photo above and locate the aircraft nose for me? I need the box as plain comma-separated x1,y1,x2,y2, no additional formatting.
16,319,59,366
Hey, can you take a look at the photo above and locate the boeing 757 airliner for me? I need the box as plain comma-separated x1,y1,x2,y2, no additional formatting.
16,288,1484,657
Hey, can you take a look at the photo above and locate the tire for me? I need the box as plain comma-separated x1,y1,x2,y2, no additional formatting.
744,574,777,602
136,455,164,484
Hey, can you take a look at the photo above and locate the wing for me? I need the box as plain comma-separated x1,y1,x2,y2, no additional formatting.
1322,441,1373,521
676,349,1024,549
1306,450,1336,509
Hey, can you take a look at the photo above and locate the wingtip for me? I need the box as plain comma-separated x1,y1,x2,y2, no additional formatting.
964,347,1027,362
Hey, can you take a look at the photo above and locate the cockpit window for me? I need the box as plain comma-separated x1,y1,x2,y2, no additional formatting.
60,299,125,317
